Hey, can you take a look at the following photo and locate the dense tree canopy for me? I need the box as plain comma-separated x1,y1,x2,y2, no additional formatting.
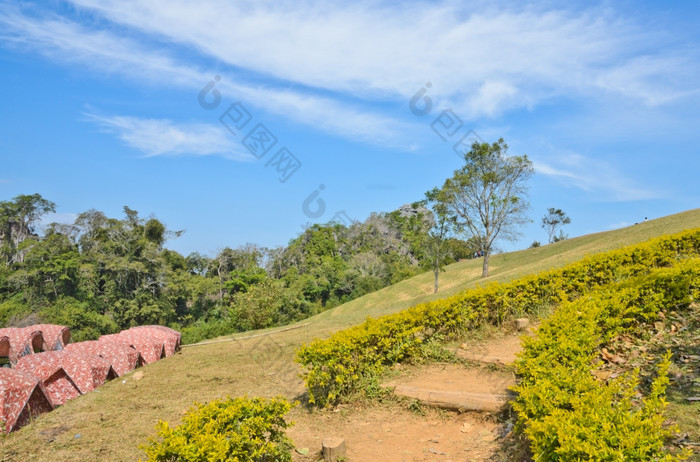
0,194,478,343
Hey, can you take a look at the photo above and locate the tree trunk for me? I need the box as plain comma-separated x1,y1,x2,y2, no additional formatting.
433,267,439,294
481,253,489,278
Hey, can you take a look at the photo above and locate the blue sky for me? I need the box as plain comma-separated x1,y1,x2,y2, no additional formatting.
1,0,699,257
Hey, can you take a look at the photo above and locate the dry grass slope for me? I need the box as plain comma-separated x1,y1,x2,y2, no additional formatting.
2,208,699,461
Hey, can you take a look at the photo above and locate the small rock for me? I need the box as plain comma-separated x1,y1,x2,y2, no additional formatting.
460,343,468,349
515,318,529,330
460,422,472,433
74,434,82,439
428,448,447,455
132,371,144,381
499,422,514,438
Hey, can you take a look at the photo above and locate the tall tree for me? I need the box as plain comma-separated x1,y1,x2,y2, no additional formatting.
435,138,533,278
0,194,56,265
541,208,571,244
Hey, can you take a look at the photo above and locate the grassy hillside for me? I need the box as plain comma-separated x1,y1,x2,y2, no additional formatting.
3,208,699,461
310,208,700,332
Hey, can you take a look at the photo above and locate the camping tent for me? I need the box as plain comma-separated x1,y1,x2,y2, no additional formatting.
0,368,53,433
0,327,45,365
34,324,72,351
128,325,181,357
15,353,81,406
100,331,165,364
18,350,116,394
65,340,142,377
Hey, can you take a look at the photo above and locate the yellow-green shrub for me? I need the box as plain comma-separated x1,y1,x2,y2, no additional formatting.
296,229,700,407
140,396,296,462
512,261,699,460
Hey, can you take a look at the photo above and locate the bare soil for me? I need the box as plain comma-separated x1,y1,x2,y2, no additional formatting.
288,402,503,462
385,363,515,395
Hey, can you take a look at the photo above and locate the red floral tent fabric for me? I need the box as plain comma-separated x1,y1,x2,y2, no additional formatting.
65,340,142,377
128,325,181,357
100,331,165,365
17,350,116,394
0,327,45,364
15,353,81,406
0,368,53,433
33,324,72,351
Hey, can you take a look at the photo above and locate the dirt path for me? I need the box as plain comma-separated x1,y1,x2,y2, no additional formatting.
289,403,503,462
387,363,515,395
288,331,528,461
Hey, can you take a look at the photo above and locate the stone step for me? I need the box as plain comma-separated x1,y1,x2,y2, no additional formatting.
392,384,508,413
449,348,516,366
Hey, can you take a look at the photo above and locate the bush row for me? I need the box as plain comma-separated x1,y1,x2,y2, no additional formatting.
511,260,699,460
295,229,700,407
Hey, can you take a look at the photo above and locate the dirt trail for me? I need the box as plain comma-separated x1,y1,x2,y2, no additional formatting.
289,404,502,461
289,331,528,461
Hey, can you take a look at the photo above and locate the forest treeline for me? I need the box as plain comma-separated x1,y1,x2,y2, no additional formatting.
0,194,477,343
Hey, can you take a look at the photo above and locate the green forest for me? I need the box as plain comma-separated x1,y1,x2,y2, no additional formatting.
0,193,477,344
1,141,538,344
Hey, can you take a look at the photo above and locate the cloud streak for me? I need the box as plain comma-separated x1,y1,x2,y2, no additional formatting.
533,153,662,202
65,0,699,113
1,1,698,151
85,113,251,159
0,3,417,148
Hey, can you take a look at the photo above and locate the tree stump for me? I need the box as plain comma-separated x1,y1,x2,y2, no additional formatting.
515,318,529,331
322,437,346,461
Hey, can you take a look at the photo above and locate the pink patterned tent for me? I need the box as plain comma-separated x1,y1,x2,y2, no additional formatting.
0,327,45,364
100,331,165,364
0,368,53,433
34,324,72,351
15,353,81,406
65,340,143,377
128,325,181,357
17,350,116,394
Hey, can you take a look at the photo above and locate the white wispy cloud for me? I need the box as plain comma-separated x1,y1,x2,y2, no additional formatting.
85,113,249,159
1,1,697,149
533,153,663,202
0,3,417,148
65,0,699,114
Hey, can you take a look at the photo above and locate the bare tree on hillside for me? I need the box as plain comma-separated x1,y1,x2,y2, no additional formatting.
432,138,533,278
542,208,571,244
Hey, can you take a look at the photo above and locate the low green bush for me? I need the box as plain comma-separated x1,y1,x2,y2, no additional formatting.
512,261,699,460
140,396,296,462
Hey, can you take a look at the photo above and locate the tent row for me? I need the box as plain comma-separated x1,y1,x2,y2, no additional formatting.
0,324,180,433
